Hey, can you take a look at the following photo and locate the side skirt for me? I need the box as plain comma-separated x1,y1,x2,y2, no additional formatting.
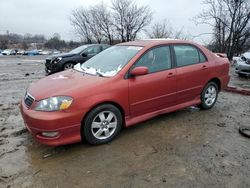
125,96,201,127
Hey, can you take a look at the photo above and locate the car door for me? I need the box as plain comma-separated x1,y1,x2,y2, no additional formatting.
128,46,177,116
173,45,209,103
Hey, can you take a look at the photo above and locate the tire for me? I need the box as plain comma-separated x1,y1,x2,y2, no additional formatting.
82,104,123,145
239,126,250,138
63,62,74,70
199,82,218,110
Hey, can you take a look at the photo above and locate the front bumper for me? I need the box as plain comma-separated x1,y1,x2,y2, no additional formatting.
20,100,83,146
45,60,62,74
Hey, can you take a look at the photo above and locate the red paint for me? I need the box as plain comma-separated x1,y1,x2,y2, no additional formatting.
20,40,230,146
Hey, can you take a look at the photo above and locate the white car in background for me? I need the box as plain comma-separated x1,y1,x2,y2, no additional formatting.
235,52,250,77
1,49,16,55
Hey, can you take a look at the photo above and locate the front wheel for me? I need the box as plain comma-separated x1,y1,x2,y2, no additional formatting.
199,82,218,110
82,104,123,145
63,62,74,70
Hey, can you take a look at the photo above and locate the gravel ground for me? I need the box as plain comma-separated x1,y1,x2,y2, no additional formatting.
229,64,250,89
0,56,249,188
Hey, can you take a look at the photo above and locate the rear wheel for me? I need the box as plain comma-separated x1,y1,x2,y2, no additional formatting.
82,104,123,145
199,82,218,110
64,62,74,70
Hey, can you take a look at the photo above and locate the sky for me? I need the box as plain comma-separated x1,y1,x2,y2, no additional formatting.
0,0,212,44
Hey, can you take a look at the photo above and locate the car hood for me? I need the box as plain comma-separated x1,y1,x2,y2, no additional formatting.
27,70,108,101
47,52,76,60
243,52,250,59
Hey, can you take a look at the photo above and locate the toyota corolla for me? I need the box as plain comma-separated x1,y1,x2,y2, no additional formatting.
20,39,230,146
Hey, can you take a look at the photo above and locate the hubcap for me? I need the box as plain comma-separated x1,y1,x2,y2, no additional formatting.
64,63,74,69
204,85,217,106
91,111,117,140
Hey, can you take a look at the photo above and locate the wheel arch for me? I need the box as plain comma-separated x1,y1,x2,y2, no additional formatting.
207,77,221,91
63,61,77,68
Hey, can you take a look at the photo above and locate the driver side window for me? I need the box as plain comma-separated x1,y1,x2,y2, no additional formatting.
134,46,171,73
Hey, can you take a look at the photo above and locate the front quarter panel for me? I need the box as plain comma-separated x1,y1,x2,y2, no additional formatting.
72,76,130,122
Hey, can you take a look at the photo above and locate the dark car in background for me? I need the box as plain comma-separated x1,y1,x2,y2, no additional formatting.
45,44,110,74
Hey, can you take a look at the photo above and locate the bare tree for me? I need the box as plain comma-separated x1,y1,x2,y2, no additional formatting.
146,20,190,40
88,9,104,44
70,0,152,43
90,3,115,44
70,8,93,43
70,4,113,44
146,20,173,38
0,35,8,49
195,0,250,59
111,0,153,42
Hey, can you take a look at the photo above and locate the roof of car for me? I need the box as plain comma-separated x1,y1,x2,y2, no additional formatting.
119,39,195,47
85,44,110,46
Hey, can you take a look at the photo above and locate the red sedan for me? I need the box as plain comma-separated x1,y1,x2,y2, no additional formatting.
20,39,230,146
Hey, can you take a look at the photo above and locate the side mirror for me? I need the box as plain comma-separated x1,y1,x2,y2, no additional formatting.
82,53,88,57
130,66,149,77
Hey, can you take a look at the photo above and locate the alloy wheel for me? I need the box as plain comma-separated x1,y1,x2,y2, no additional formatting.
91,111,117,140
204,85,217,106
64,63,74,69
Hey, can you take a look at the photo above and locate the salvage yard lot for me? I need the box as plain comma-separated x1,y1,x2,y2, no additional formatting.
0,56,250,188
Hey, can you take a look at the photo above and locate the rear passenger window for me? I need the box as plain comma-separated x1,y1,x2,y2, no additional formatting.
134,46,171,73
199,51,207,62
174,45,200,67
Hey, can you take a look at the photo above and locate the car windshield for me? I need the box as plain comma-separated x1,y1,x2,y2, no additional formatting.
74,45,143,77
70,45,89,54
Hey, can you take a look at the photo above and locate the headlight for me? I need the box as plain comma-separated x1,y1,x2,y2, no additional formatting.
35,96,73,111
54,57,62,63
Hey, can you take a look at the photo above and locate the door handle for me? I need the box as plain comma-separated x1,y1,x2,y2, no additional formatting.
167,72,175,78
201,65,208,70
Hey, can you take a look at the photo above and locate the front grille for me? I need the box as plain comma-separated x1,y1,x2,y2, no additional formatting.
24,93,35,108
242,69,250,73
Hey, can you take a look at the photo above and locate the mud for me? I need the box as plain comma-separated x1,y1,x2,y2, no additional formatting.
0,56,250,188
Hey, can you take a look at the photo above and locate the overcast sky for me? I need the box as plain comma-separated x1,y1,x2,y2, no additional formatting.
0,0,212,44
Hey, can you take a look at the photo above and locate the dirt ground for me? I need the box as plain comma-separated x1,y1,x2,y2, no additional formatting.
229,64,250,89
0,56,250,188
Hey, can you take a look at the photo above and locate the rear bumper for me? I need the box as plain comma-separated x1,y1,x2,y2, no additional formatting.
20,100,83,146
